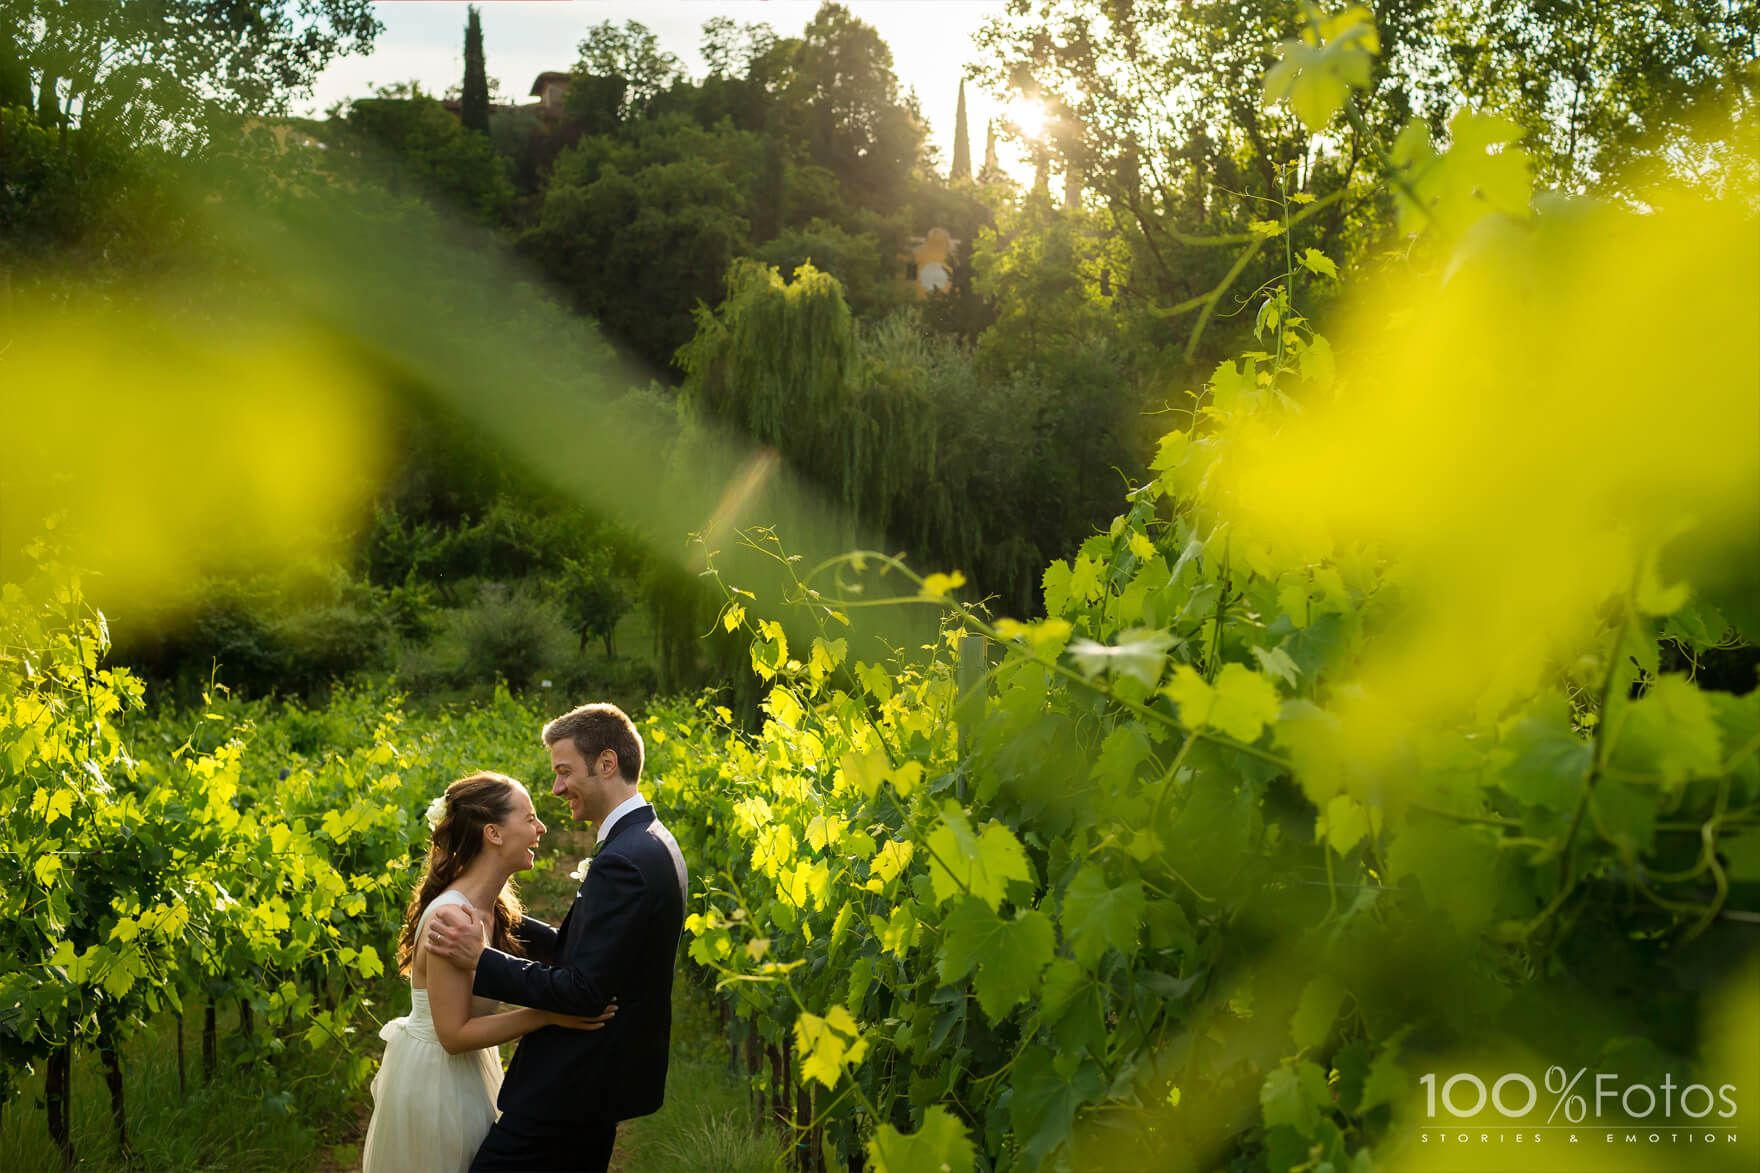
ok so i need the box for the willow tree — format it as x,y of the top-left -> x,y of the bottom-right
676,258 -> 935,540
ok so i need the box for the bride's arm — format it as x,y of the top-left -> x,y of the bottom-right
426,948 -> 611,1055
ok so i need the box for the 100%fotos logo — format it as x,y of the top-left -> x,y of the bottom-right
1421,1067 -> 1740,1123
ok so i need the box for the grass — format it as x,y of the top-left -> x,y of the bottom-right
0,1003 -> 361,1172
611,978 -> 789,1173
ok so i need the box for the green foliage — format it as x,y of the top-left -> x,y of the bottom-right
500,2 -> 943,370
972,195 -> 1141,377
1262,4 -> 1380,133
755,217 -> 902,320
868,1105 -> 975,1173
640,64 -> 1759,1171
0,559 -> 574,1147
968,0 -> 1758,359
113,567 -> 394,702
0,560 -> 552,1137
339,85 -> 515,225
526,116 -> 757,367
453,585 -> 572,688
0,1006 -> 344,1170
1427,0 -> 1760,191
555,552 -> 632,658
787,2 -> 928,212
569,20 -> 686,124
679,258 -> 860,453
669,259 -> 1155,619
649,476 -> 1755,1169
6,0 -> 381,148
0,105 -> 206,296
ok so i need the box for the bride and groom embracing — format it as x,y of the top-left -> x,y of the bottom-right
360,702 -> 690,1173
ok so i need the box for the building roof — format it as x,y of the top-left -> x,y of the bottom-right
530,72 -> 571,95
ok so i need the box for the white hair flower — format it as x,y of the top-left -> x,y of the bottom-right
424,794 -> 448,831
568,857 -> 590,883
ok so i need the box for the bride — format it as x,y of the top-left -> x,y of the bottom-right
362,772 -> 613,1173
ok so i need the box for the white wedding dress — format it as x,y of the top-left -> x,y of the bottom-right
361,890 -> 504,1173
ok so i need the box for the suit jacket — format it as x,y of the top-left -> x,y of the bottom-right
473,804 -> 689,1125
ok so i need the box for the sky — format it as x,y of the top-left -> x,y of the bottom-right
302,0 -> 1026,177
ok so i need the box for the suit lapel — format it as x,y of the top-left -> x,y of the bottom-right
557,807 -> 655,951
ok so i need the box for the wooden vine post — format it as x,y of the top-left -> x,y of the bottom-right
45,1040 -> 73,1170
97,1016 -> 133,1159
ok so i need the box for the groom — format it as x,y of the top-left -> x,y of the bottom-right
428,701 -> 689,1172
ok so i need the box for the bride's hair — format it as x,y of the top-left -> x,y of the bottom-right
396,772 -> 530,975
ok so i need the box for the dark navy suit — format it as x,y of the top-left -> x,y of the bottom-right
468,805 -> 688,1172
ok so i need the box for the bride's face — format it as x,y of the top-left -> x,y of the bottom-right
489,785 -> 546,872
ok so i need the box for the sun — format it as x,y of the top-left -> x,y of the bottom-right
1006,96 -> 1047,140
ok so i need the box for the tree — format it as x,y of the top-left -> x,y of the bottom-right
700,16 -> 777,81
461,5 -> 489,135
568,20 -> 685,124
558,552 -> 631,658
1425,0 -> 1760,191
969,0 -> 1760,299
967,0 -> 1349,352
972,194 -> 1135,377
676,259 -> 924,524
951,78 -> 972,181
9,0 -> 381,146
788,3 -> 929,211
0,8 -> 29,111
524,117 -> 758,369
755,218 -> 902,322
339,84 -> 515,225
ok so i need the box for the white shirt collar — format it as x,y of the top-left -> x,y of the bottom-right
595,791 -> 648,846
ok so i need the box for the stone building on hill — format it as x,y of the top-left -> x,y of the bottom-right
440,70 -> 569,124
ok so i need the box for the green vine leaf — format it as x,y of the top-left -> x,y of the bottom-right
867,1105 -> 975,1173
1262,5 -> 1380,133
1067,627 -> 1177,689
938,896 -> 1054,1021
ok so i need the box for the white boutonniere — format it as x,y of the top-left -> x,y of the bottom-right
568,857 -> 591,883
424,794 -> 447,831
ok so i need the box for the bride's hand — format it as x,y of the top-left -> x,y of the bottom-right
541,1001 -> 617,1031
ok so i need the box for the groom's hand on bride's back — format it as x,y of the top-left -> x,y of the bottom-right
427,904 -> 486,969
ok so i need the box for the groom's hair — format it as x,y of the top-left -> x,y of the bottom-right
544,702 -> 644,783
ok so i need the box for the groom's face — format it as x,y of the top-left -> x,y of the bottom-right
549,737 -> 605,824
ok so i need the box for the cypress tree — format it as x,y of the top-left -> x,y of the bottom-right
461,5 -> 489,134
981,119 -> 1001,182
951,79 -> 971,181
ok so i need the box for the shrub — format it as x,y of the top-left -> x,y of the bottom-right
395,641 -> 465,696
185,577 -> 287,690
275,601 -> 392,694
112,567 -> 394,702
547,651 -> 658,715
453,584 -> 571,688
